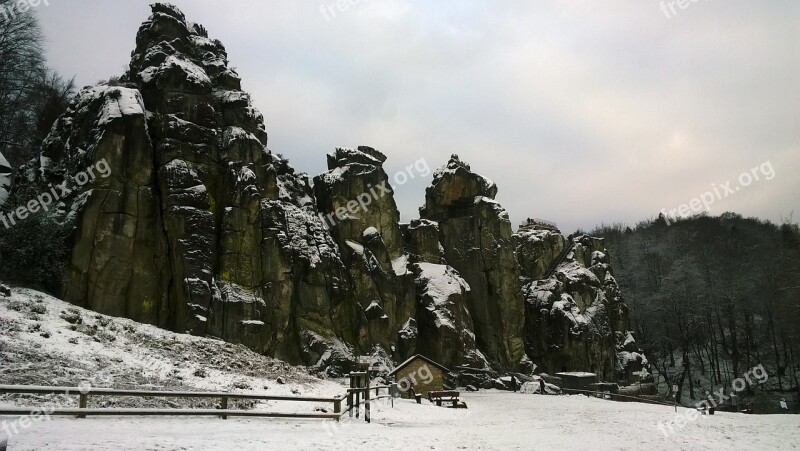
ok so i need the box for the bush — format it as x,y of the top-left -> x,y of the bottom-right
0,213 -> 68,293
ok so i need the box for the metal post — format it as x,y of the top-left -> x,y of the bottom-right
391,383 -> 397,408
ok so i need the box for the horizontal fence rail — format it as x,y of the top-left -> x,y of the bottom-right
0,385 -> 343,421
562,388 -> 679,408
0,406 -> 340,420
0,385 -> 340,403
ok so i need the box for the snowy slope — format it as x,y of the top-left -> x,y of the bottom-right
0,286 -> 343,412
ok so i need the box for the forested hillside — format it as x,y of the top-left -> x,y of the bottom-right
593,213 -> 800,408
0,0 -> 74,169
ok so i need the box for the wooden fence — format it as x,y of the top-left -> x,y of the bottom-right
342,372 -> 398,423
0,384 -> 343,421
0,373 -> 406,426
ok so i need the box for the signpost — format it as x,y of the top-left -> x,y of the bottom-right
672,385 -> 679,412
357,356 -> 372,423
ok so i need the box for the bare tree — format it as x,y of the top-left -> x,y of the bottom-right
0,0 -> 46,165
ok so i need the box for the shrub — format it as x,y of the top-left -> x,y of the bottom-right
0,213 -> 68,293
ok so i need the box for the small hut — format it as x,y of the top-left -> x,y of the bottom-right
389,354 -> 448,399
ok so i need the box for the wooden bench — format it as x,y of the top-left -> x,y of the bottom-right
428,390 -> 462,407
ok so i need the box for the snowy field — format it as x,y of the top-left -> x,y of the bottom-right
4,391 -> 799,450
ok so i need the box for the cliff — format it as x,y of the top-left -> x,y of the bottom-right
2,3 -> 646,381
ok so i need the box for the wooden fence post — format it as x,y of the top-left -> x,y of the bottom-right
348,374 -> 355,418
221,396 -> 229,420
391,383 -> 397,408
355,374 -> 361,419
364,374 -> 370,424
348,391 -> 353,418
334,396 -> 341,414
78,393 -> 88,419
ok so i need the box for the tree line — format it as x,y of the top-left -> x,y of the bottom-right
0,0 -> 74,168
0,0 -> 74,289
592,213 -> 800,405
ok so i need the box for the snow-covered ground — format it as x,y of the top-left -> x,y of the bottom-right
2,286 -> 798,450
3,391 -> 798,450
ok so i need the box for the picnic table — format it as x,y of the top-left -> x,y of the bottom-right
428,391 -> 467,408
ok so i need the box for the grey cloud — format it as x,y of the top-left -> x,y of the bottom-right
37,0 -> 799,233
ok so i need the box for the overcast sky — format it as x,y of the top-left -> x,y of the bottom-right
36,1 -> 799,233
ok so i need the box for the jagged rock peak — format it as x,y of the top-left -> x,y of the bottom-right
326,146 -> 388,170
403,219 -> 445,264
151,2 -> 186,22
126,3 -> 245,98
436,153 -> 470,173
421,154 -> 499,218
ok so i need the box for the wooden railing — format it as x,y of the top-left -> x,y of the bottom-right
561,388 -> 679,411
544,240 -> 575,279
0,385 -> 343,421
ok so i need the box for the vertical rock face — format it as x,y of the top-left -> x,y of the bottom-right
404,219 -> 445,265
123,5 -> 357,367
412,262 -> 485,368
8,4 -> 351,368
3,3 -> 647,380
127,3 -> 264,337
401,219 -> 484,367
420,155 -> 525,370
517,227 -> 649,382
514,223 -> 567,280
30,86 -> 171,327
313,146 -> 415,358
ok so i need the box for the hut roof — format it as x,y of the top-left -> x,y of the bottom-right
388,354 -> 449,376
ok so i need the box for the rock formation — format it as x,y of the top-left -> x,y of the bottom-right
313,146 -> 416,357
10,3 -> 351,370
420,155 -> 525,369
517,225 -> 649,382
2,3 -> 647,381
